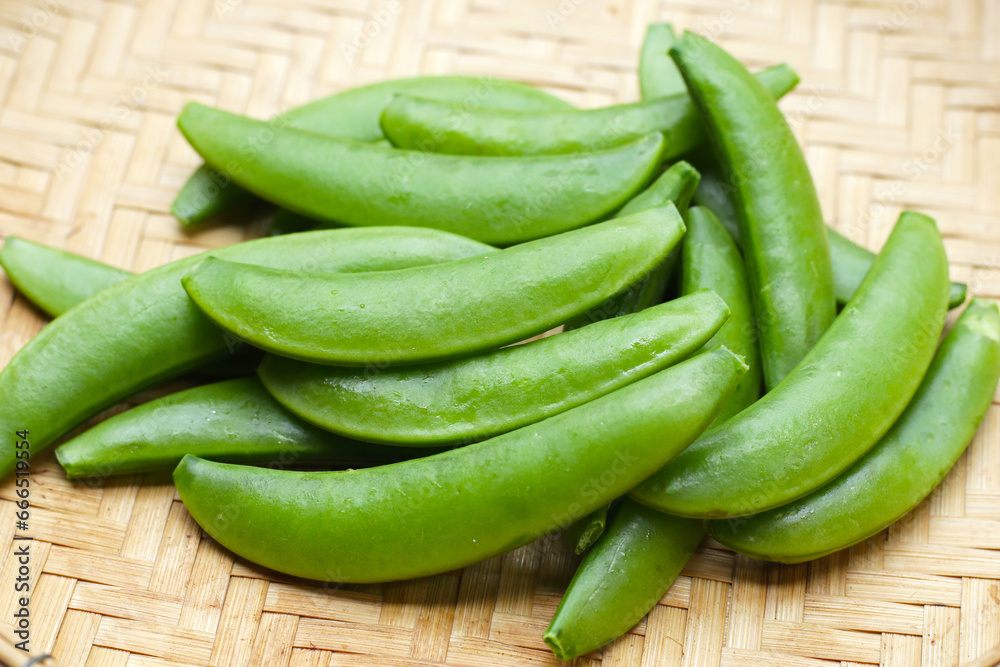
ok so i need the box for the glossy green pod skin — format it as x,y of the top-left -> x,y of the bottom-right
565,161 -> 700,330
545,206 -> 765,659
671,32 -> 835,389
266,209 -> 324,236
174,346 -> 747,583
258,290 -> 727,445
710,299 -> 1000,562
177,103 -> 666,246
378,64 -> 798,158
630,211 -> 949,518
691,157 -> 968,309
55,378 -> 414,479
0,237 -> 132,317
681,207 -> 762,425
183,206 -> 685,367
639,23 -> 685,100
0,227 -> 494,480
545,500 -> 703,660
173,76 -> 573,226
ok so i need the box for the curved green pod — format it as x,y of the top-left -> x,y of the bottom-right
630,211 -> 949,518
690,156 -> 968,309
258,290 -> 727,445
565,161 -> 700,330
378,64 -> 798,158
174,346 -> 747,583
710,299 -> 1000,562
545,499 -> 703,660
183,206 -> 685,367
177,103 -> 666,246
0,237 -> 132,317
639,23 -> 685,100
671,32 -> 835,389
173,75 -> 573,226
0,227 -> 494,480
681,207 -> 762,425
55,378 -> 413,479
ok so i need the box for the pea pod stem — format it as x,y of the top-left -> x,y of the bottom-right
173,75 -> 573,226
710,299 -> 1000,562
175,346 -> 748,583
183,206 -> 686,367
178,103 -> 666,246
0,227 -> 494,480
378,64 -> 799,159
670,31 -> 835,389
630,211 -> 950,518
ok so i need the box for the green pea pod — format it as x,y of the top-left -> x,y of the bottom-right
690,155 -> 968,309
55,378 -> 416,479
545,205 -> 764,658
0,227 -> 494,480
183,205 -> 685,367
639,23 -> 685,100
0,237 -> 132,317
630,211 -> 949,518
681,207 -> 762,425
545,499 -> 703,661
173,75 -> 573,226
177,103 -> 666,246
671,31 -> 835,389
175,346 -> 747,583
562,504 -> 610,555
710,299 -> 1000,562
258,290 -> 727,445
565,161 -> 700,330
378,64 -> 798,158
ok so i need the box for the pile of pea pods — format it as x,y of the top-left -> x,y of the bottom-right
1,26 -> 996,661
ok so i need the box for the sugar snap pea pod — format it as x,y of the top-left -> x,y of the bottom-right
639,23 -> 685,100
681,206 -> 762,425
0,227 -> 494,480
630,211 -> 949,518
0,237 -> 132,317
175,346 -> 748,583
55,378 -> 417,479
671,32 -> 835,390
184,206 -> 684,367
177,103 -> 665,246
690,156 -> 968,309
545,204 -> 764,657
545,499 -> 702,660
378,64 -> 798,158
258,290 -> 726,445
174,75 -> 573,226
710,299 -> 1000,562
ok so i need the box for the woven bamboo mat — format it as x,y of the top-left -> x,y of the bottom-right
0,0 -> 998,665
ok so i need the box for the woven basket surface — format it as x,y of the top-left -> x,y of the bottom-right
1,0 -> 999,665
